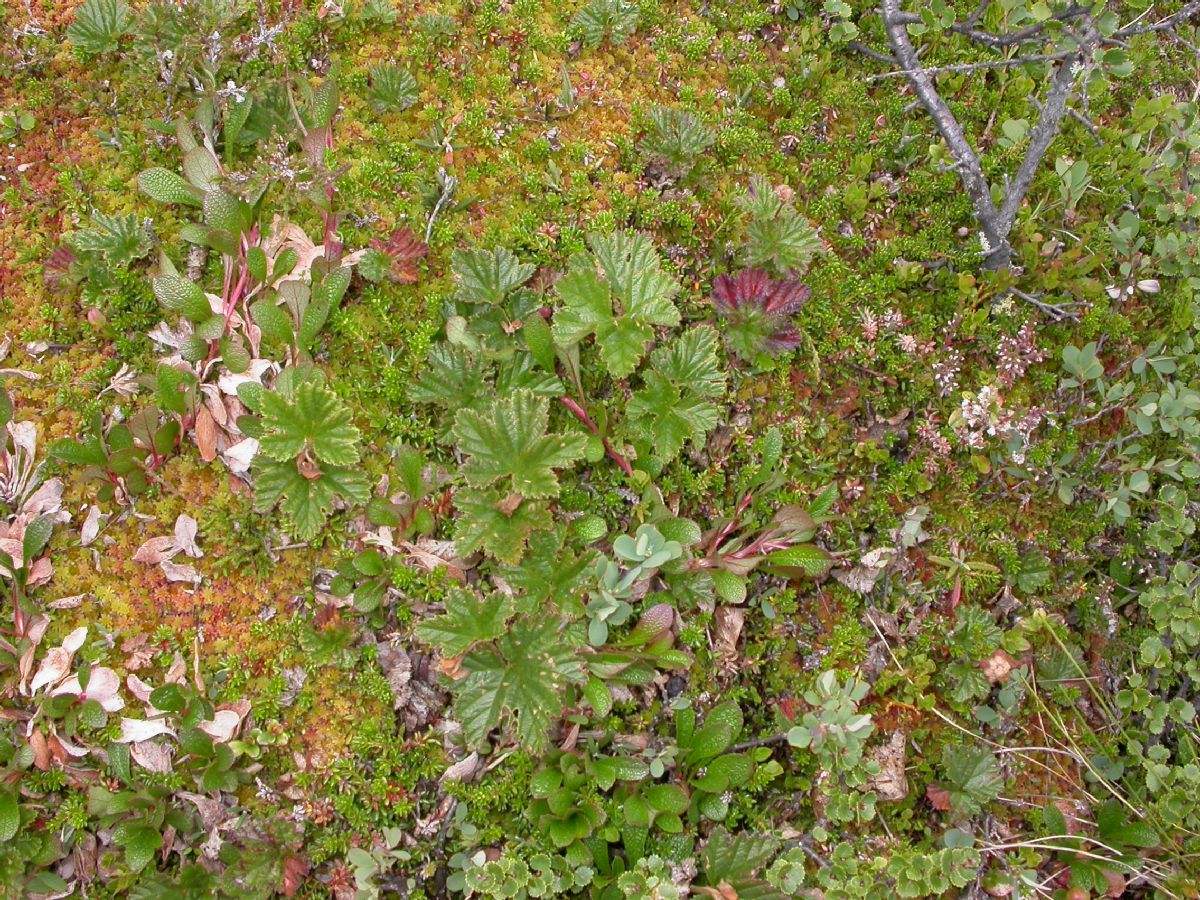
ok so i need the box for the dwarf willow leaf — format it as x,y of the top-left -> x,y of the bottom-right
138,168 -> 203,207
452,389 -> 586,499
457,616 -> 585,753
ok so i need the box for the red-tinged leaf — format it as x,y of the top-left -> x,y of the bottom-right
926,784 -> 952,811
946,577 -> 962,612
281,855 -> 309,897
370,228 -> 428,284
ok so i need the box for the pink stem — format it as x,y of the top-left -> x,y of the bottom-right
559,397 -> 634,478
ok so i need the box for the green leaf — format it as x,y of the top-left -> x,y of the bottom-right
115,824 -> 163,872
552,230 -> 680,378
457,616 -> 585,753
0,787 -> 20,842
250,299 -> 295,344
942,746 -> 1003,816
253,458 -> 370,540
369,64 -> 419,112
203,190 -> 246,235
523,315 -> 558,372
643,784 -> 689,815
452,389 -> 586,499
137,167 -> 202,207
501,527 -> 592,613
311,75 -> 339,129
583,676 -> 612,717
453,246 -> 536,305
702,827 -> 780,882
49,436 -> 106,467
763,543 -> 833,577
626,373 -> 720,465
572,0 -> 639,48
22,513 -> 55,562
67,0 -> 130,56
152,273 -> 211,321
410,344 -> 488,416
452,488 -> 552,563
415,590 -> 510,656
257,381 -> 362,466
183,147 -> 222,192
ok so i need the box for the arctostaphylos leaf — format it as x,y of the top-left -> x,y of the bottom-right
456,616 -> 585,753
552,230 -> 679,378
452,389 -> 586,499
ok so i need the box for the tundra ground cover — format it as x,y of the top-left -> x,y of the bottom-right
2,1 -> 1200,897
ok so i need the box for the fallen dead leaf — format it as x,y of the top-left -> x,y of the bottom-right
868,731 -> 909,801
195,405 -> 218,462
131,740 -> 174,773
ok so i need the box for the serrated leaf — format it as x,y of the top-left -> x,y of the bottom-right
67,0 -> 130,56
452,389 -> 586,499
253,457 -> 369,540
415,590 -> 509,656
452,488 -> 552,563
552,230 -> 679,378
572,0 -> 639,48
410,344 -> 488,416
457,616 -> 585,753
453,246 -> 535,305
257,381 -> 361,466
369,64 -> 419,112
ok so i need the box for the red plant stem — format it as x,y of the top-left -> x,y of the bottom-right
558,397 -> 633,478
707,491 -> 753,555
